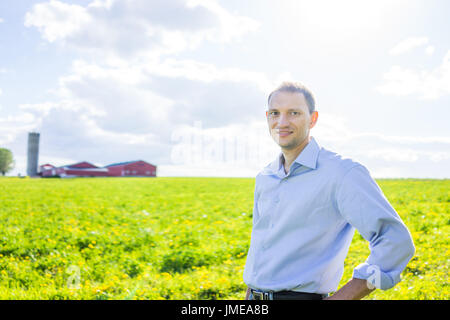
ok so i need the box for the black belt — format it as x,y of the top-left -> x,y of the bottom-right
251,289 -> 327,300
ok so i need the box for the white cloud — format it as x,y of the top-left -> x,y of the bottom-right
187,0 -> 260,42
162,112 -> 450,178
14,0 -> 266,176
425,45 -> 435,56
0,18 -> 4,23
4,54 -> 272,174
55,56 -> 273,129
427,151 -> 450,162
0,112 -> 37,145
366,148 -> 419,162
0,88 -> 2,96
376,50 -> 450,99
22,0 -> 266,134
141,57 -> 273,92
289,0 -> 408,35
389,37 -> 429,56
25,1 -> 91,43
25,0 -> 259,59
353,133 -> 450,145
19,101 -> 64,116
310,112 -> 450,178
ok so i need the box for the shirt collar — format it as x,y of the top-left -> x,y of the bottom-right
263,136 -> 321,175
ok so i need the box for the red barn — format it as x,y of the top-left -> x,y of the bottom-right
105,160 -> 157,177
41,161 -> 109,178
39,160 -> 157,178
38,163 -> 55,175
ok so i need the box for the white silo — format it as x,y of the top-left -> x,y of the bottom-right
27,132 -> 40,177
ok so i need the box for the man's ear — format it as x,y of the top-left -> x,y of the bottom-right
310,111 -> 318,128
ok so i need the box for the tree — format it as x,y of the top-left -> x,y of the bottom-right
0,148 -> 14,176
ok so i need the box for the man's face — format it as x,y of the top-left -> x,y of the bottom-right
266,91 -> 318,150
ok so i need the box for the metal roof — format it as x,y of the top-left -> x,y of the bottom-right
66,161 -> 98,169
104,160 -> 151,167
44,160 -> 155,169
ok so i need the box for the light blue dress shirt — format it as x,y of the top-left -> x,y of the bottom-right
243,137 -> 415,294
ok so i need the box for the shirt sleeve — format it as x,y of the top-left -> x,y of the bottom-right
336,164 -> 415,290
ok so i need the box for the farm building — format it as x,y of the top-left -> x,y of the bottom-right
105,160 -> 157,177
39,163 -> 55,172
40,161 -> 109,178
39,160 -> 156,178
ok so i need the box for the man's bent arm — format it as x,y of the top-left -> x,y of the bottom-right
325,278 -> 375,300
336,165 -> 415,290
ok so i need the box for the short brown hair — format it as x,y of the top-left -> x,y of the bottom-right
268,81 -> 316,114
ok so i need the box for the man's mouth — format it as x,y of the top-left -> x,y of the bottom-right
278,131 -> 293,137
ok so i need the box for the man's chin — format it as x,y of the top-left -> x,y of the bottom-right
271,135 -> 301,149
276,141 -> 297,149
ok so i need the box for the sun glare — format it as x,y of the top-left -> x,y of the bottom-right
281,0 -> 408,39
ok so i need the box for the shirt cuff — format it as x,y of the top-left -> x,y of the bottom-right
353,263 -> 398,290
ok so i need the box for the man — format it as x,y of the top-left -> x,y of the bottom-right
243,82 -> 415,300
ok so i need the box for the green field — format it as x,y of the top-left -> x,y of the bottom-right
0,177 -> 448,299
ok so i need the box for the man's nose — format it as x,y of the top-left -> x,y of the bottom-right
278,113 -> 290,126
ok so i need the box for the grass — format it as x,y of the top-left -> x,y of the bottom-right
0,177 -> 448,299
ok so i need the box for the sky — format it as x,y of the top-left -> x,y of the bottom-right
0,0 -> 449,178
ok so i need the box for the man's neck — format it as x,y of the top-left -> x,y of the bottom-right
281,136 -> 311,174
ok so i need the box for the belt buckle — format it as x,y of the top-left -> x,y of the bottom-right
252,290 -> 272,300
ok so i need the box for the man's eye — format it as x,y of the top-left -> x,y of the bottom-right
290,112 -> 300,116
269,111 -> 279,116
